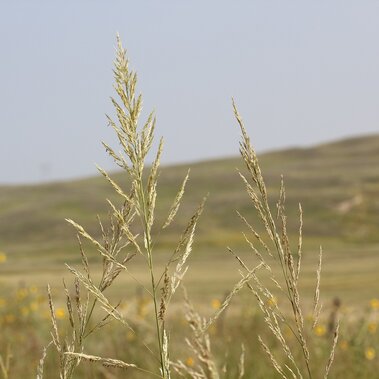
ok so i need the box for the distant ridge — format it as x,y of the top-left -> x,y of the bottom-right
1,134 -> 378,261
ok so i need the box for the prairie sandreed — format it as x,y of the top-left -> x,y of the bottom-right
39,35 -> 205,379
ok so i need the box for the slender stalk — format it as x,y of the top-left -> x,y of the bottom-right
83,298 -> 97,335
138,180 -> 165,377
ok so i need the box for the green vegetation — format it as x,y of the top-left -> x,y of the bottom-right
1,134 -> 378,303
0,36 -> 378,378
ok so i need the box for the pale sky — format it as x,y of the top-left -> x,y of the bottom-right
1,1 -> 378,184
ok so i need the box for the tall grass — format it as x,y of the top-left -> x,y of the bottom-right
39,36 -> 204,379
36,36 -> 339,379
226,102 -> 339,378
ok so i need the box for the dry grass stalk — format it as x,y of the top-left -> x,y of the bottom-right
203,266 -> 261,332
171,292 -> 220,379
0,346 -> 12,379
312,247 -> 323,328
47,284 -> 85,379
231,100 -> 339,379
172,289 -> 248,379
34,32 -> 340,379
163,169 -> 190,229
40,35 -> 205,379
64,352 -> 165,379
64,352 -> 137,369
36,342 -> 52,379
324,322 -> 339,379
238,344 -> 245,379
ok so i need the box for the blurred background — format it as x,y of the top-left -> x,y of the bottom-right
0,1 -> 378,377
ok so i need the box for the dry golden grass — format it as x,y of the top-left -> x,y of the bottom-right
2,35 -> 378,379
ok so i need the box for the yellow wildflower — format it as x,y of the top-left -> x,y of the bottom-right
0,252 -> 6,263
30,301 -> 39,312
186,357 -> 194,367
365,347 -> 376,361
370,298 -> 379,310
314,324 -> 326,337
137,304 -> 148,319
368,322 -> 377,334
21,306 -> 30,317
211,299 -> 221,310
0,298 -> 6,308
16,288 -> 28,301
55,308 -> 65,319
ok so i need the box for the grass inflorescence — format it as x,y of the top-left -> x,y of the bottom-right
2,35 -> 378,379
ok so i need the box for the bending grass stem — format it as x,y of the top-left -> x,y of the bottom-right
138,181 -> 166,378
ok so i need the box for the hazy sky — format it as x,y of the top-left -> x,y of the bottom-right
1,1 -> 378,184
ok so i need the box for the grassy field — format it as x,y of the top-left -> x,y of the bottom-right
1,133 -> 378,302
1,28 -> 379,377
1,134 -> 379,378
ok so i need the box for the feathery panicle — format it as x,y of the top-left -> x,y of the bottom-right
65,265 -> 130,328
146,138 -> 164,230
63,279 -> 75,331
232,100 -> 337,379
41,36 -> 205,379
296,204 -> 303,282
64,352 -> 137,369
313,247 -> 323,328
162,330 -> 171,379
36,342 -> 52,379
324,322 -> 339,379
96,166 -> 132,204
65,219 -> 127,270
47,285 -> 61,353
258,336 -> 287,379
169,197 -> 206,297
174,292 -> 220,379
238,344 -> 245,379
163,169 -> 190,229
204,268 -> 259,332
159,269 -> 170,322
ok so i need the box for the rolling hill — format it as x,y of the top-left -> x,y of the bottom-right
0,134 -> 378,300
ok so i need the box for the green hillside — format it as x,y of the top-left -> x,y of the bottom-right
0,134 -> 378,300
